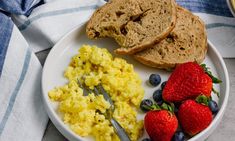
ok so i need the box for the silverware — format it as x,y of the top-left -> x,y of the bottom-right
227,0 -> 235,16
78,80 -> 131,141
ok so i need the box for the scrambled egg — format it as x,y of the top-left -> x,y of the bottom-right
49,45 -> 144,141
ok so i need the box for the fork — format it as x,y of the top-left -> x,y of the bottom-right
78,80 -> 131,141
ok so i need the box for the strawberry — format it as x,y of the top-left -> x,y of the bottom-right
144,110 -> 178,141
178,99 -> 213,136
162,62 -> 212,102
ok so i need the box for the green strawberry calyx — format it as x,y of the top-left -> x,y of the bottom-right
161,102 -> 175,113
212,87 -> 220,98
144,102 -> 175,114
195,95 -> 210,106
200,64 -> 222,84
142,104 -> 161,111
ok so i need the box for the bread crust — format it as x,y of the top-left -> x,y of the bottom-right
134,6 -> 207,70
114,0 -> 177,55
86,0 -> 177,55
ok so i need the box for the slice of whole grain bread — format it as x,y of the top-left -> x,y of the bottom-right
134,6 -> 207,70
86,0 -> 176,54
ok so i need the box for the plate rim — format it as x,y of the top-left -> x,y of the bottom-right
41,23 -> 230,141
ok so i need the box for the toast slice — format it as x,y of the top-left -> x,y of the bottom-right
134,6 -> 207,70
86,0 -> 176,54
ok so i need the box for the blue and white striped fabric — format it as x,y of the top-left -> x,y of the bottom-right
0,0 -> 234,141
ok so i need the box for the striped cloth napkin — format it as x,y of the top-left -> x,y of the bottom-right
0,0 -> 234,141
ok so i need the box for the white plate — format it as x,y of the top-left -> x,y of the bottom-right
42,23 -> 230,141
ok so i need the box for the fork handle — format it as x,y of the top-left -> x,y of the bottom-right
110,118 -> 131,141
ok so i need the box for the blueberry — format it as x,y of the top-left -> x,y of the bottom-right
149,74 -> 161,86
157,100 -> 163,106
208,100 -> 219,114
172,131 -> 185,141
142,138 -> 151,141
140,99 -> 153,112
161,81 -> 167,89
153,89 -> 163,105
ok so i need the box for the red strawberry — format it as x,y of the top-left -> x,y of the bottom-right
178,100 -> 213,136
163,62 -> 212,102
144,110 -> 178,141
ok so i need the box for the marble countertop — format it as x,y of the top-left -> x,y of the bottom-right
36,49 -> 235,141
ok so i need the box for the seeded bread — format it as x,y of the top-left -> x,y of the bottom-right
86,0 -> 176,54
134,6 -> 207,70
